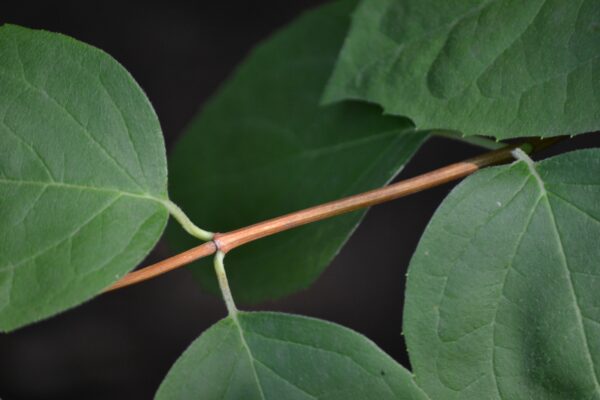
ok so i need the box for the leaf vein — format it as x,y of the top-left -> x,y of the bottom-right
0,66 -> 146,193
0,120 -> 57,182
97,73 -> 148,189
252,358 -> 318,399
544,194 -> 600,395
2,194 -> 122,271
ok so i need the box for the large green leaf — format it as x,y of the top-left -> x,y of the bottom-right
404,149 -> 600,399
0,25 -> 169,331
157,311 -> 428,399
324,0 -> 600,139
167,0 -> 427,303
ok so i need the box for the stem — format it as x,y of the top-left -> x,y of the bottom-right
214,251 -> 238,316
104,137 -> 563,293
163,199 -> 214,241
106,241 -> 217,291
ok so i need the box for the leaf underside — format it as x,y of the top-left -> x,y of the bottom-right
0,25 -> 168,331
324,0 -> 600,139
156,312 -> 428,400
167,0 -> 428,304
404,149 -> 600,399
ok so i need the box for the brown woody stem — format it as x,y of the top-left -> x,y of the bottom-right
105,137 -> 562,293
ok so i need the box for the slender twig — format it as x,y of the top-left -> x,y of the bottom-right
104,137 -> 562,293
106,241 -> 217,291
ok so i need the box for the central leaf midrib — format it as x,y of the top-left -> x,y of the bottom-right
0,178 -> 163,203
544,195 -> 600,395
0,179 -> 166,274
233,316 -> 267,400
524,160 -> 600,396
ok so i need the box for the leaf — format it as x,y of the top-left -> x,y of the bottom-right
167,0 -> 427,303
404,149 -> 600,399
324,0 -> 600,139
0,25 -> 169,331
156,311 -> 428,400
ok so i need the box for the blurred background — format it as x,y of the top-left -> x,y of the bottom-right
1,1 -> 599,399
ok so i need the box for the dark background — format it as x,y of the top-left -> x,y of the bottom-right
1,2 -> 598,399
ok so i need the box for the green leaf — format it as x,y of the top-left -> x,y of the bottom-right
167,0 -> 427,303
404,149 -> 600,399
324,0 -> 600,139
157,312 -> 428,399
0,25 -> 169,331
